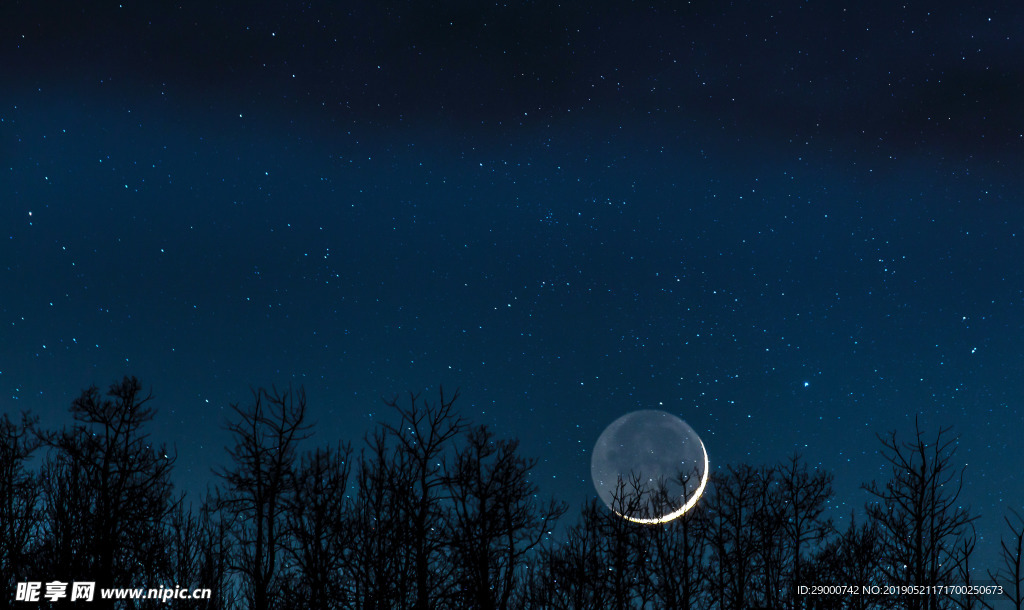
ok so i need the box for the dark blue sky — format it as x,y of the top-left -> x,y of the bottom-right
2,0 -> 1022,566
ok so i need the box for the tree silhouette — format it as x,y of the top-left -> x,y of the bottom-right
35,444 -> 92,594
445,424 -> 567,610
282,442 -> 352,610
751,465 -> 786,609
706,465 -> 762,610
532,475 -> 666,610
863,419 -> 976,610
168,497 -> 203,599
646,468 -> 710,610
606,474 -> 660,608
36,376 -> 176,608
379,388 -> 467,610
345,426 -> 416,609
778,454 -> 835,610
197,497 -> 238,610
0,412 -> 42,599
5,375 -> 1013,610
807,514 -> 885,610
949,528 -> 989,610
166,493 -> 236,610
989,508 -> 1024,610
528,498 -> 609,609
214,386 -> 312,610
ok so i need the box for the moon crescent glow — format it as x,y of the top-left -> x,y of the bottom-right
619,436 -> 709,524
590,410 -> 710,524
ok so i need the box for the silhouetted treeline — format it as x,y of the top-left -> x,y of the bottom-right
2,376 -> 1022,609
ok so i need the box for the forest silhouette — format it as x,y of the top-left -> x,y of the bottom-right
2,376 -> 1021,609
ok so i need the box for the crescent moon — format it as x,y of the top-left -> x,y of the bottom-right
615,436 -> 710,525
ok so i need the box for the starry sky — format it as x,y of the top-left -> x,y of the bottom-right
2,0 -> 1023,565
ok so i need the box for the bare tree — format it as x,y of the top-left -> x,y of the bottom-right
0,412 -> 41,597
863,418 -> 976,610
647,468 -> 710,610
36,376 -> 176,608
989,508 -> 1024,610
166,492 -> 236,610
380,388 -> 467,610
706,465 -> 762,610
345,428 -> 414,609
606,474 -> 660,609
445,424 -> 567,610
215,386 -> 312,610
948,527 -> 991,610
197,497 -> 238,610
778,454 -> 835,610
532,475 -> 669,610
283,442 -> 353,610
528,499 -> 609,610
168,496 -> 203,598
35,447 -> 89,583
341,388 -> 465,609
751,464 -> 786,610
807,514 -> 887,610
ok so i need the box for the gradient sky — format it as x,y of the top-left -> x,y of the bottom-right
2,0 -> 1022,568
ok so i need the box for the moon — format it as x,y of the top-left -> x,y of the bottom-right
590,410 -> 709,524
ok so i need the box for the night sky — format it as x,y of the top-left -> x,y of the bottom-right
2,0 -> 1023,566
